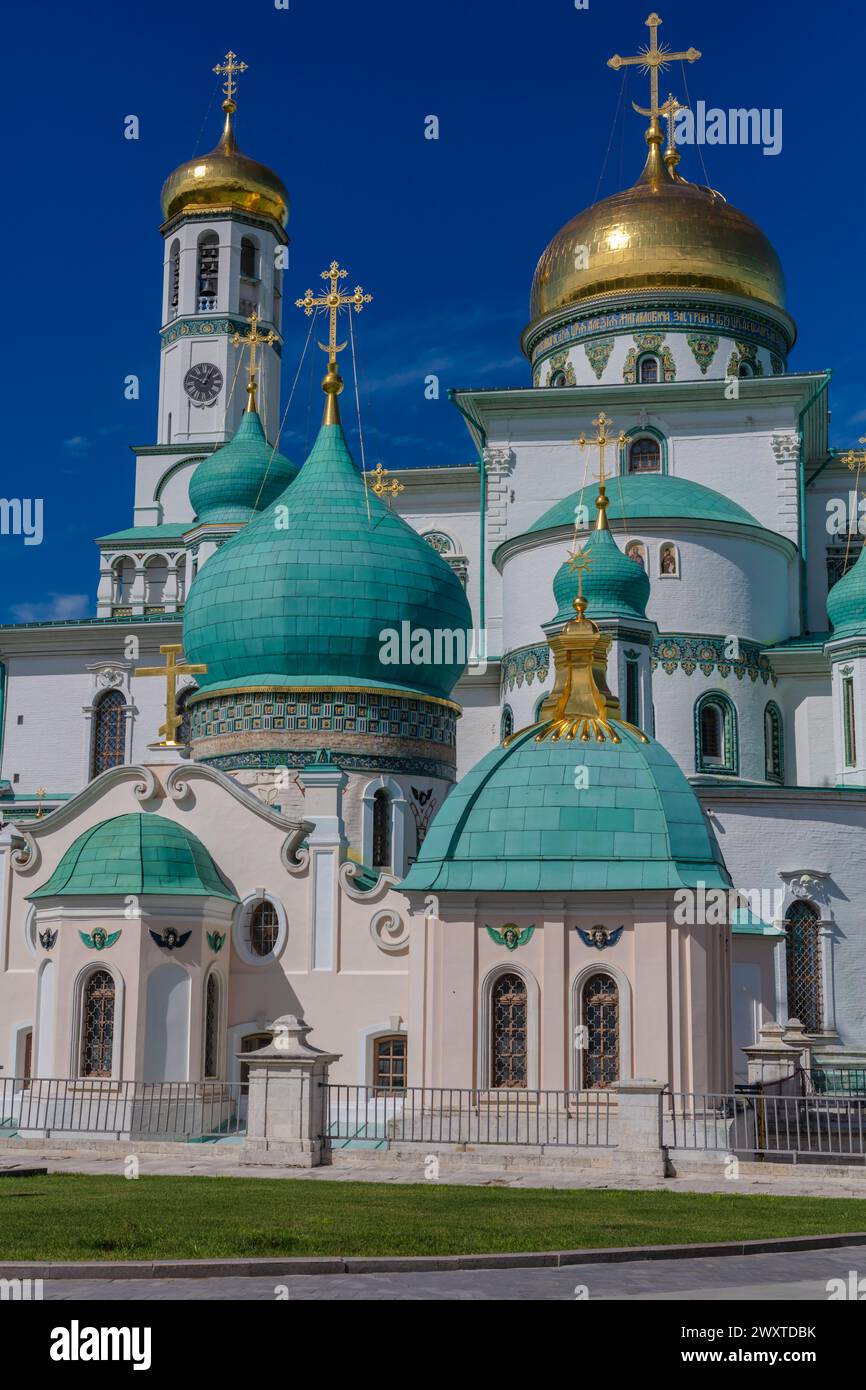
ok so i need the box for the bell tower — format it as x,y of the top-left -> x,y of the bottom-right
156,51 -> 289,448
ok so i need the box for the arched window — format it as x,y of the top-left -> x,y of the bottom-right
581,972 -> 619,1088
764,702 -> 784,783
197,234 -> 219,311
168,239 -> 180,319
80,969 -> 115,1077
842,672 -> 857,768
91,689 -> 127,778
638,355 -> 659,383
659,542 -> 679,577
248,901 -> 279,958
785,902 -> 823,1033
500,705 -> 514,742
144,555 -> 168,608
240,237 -> 257,279
112,558 -> 134,605
550,370 -> 567,388
695,693 -> 738,775
738,361 -> 754,379
625,541 -> 646,569
373,1035 -> 407,1093
624,654 -> 640,726
491,972 -> 528,1089
628,436 -> 661,474
533,693 -> 549,723
204,973 -> 220,1078
372,788 -> 392,868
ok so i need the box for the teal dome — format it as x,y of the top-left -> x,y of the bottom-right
28,814 -> 237,901
400,723 -> 730,894
189,408 -> 297,525
182,419 -> 473,701
827,542 -> 866,638
525,472 -> 763,538
549,524 -> 650,625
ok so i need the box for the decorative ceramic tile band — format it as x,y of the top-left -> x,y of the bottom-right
199,749 -> 456,780
651,634 -> 776,684
190,689 -> 458,744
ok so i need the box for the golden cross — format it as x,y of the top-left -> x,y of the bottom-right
35,788 -> 46,820
295,261 -> 373,364
369,462 -> 405,504
213,50 -> 248,110
135,645 -> 207,748
844,435 -> 866,472
659,92 -> 687,162
232,311 -> 279,410
577,413 -> 626,489
566,547 -> 593,604
608,13 -> 700,123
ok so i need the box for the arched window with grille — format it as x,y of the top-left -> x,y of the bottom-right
627,436 -> 661,473
638,354 -> 659,383
764,701 -> 784,783
248,900 -> 279,958
197,233 -> 219,311
581,972 -> 620,1088
203,973 -> 220,1078
491,972 -> 528,1088
695,692 -> 738,775
785,902 -> 823,1033
500,705 -> 514,742
80,968 -> 115,1077
372,788 -> 392,868
91,689 -> 127,778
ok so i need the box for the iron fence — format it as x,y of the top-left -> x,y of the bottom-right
668,1089 -> 866,1162
0,1077 -> 245,1141
325,1085 -> 615,1148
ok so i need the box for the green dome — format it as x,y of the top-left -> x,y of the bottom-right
525,473 -> 763,538
28,814 -> 237,901
827,541 -> 866,638
182,420 -> 473,701
400,723 -> 730,894
189,408 -> 297,525
549,524 -> 650,625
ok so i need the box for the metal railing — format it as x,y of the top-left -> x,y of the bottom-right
325,1085 -> 615,1148
668,1089 -> 866,1162
0,1078 -> 245,1141
809,1066 -> 866,1096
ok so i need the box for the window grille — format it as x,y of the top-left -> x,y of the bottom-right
785,902 -> 823,1034
80,969 -> 115,1078
492,972 -> 528,1088
581,972 -> 619,1088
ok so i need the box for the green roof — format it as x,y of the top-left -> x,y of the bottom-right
548,523 -> 650,625
28,813 -> 237,901
96,524 -> 189,544
188,408 -> 297,525
400,723 -> 731,894
182,418 -> 472,701
827,542 -> 866,638
526,473 -> 764,538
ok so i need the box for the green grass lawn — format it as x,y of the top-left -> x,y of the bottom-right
1,1174 -> 866,1260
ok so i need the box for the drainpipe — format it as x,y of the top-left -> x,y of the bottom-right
797,369 -> 832,633
448,390 -> 487,632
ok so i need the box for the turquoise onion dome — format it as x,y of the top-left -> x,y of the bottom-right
548,481 -> 650,626
827,541 -> 866,639
189,402 -> 296,525
182,362 -> 472,701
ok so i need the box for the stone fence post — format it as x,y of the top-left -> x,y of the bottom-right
242,1014 -> 341,1167
612,1079 -> 667,1176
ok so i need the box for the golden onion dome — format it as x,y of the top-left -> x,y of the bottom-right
529,131 -> 785,322
161,108 -> 289,228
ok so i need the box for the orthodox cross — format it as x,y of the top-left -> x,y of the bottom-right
213,50 -> 248,110
369,462 -> 405,505
659,92 -> 687,162
35,788 -> 46,820
135,645 -> 207,748
295,261 -> 373,364
577,412 -> 626,488
843,435 -> 866,473
232,311 -> 279,410
608,13 -> 700,122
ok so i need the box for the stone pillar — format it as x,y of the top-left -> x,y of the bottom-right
242,1015 -> 341,1167
298,753 -> 347,972
743,1021 -> 803,1090
612,1078 -> 666,1176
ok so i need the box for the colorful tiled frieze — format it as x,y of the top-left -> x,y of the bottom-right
528,302 -> 789,365
727,340 -> 764,377
651,635 -> 776,684
686,333 -> 719,374
161,317 -> 282,353
502,645 -> 551,693
190,689 -> 457,744
584,338 -> 614,379
201,749 -> 456,780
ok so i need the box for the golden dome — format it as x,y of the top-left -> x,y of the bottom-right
529,133 -> 785,323
161,110 -> 289,228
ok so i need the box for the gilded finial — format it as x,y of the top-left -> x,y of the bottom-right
134,646 -> 208,748
296,261 -> 373,425
232,310 -> 280,413
659,93 -> 687,171
213,49 -> 247,148
607,14 -> 700,180
35,788 -> 46,819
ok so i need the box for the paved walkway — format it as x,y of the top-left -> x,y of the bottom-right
36,1244 -> 865,1300
3,1148 -> 866,1199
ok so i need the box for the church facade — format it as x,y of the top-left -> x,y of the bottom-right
3,26 -> 866,1108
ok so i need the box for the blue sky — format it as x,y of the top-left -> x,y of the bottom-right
5,0 -> 864,621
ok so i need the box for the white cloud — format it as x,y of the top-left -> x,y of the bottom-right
62,435 -> 91,456
10,593 -> 90,623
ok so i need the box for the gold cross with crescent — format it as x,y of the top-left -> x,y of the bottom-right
295,261 -> 373,364
213,50 -> 248,111
232,311 -> 280,412
608,13 -> 700,123
135,645 -> 207,748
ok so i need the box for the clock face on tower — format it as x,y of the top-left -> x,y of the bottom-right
183,362 -> 223,406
